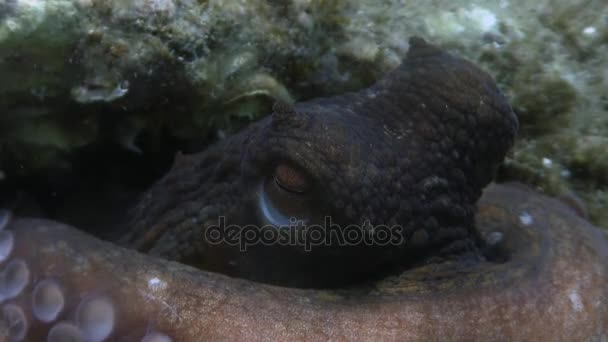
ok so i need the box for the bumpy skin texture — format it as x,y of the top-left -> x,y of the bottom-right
124,38 -> 518,287
1,185 -> 607,341
0,39 -> 606,340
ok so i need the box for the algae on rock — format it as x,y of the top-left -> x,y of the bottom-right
0,0 -> 606,227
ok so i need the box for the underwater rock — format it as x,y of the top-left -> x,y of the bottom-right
0,0 -> 606,226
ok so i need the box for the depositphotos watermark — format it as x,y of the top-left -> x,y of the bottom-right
204,217 -> 405,251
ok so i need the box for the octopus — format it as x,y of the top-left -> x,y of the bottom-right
0,38 -> 606,341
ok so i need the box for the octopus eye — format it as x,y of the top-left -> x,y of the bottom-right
273,163 -> 310,194
258,163 -> 317,227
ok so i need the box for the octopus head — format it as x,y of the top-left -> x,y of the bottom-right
125,38 -> 518,288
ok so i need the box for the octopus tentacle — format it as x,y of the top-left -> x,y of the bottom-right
1,184 -> 607,340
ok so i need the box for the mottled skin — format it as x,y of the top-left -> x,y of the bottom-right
4,185 -> 608,340
0,39 -> 607,340
124,38 -> 517,287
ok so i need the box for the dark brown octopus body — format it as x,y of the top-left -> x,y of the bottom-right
0,38 -> 606,341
